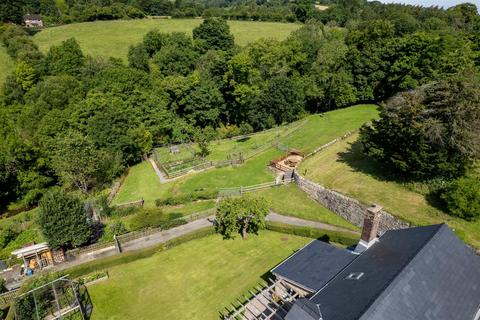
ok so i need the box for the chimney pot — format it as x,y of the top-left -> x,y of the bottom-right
361,204 -> 382,244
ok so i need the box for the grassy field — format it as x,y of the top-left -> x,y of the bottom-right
155,123 -> 299,164
33,19 -> 300,60
88,231 -> 310,320
256,185 -> 357,230
114,105 -> 380,207
300,134 -> 480,247
281,104 -> 379,153
0,45 -> 14,85
111,162 -> 166,206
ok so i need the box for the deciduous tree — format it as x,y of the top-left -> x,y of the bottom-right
38,189 -> 91,249
215,195 -> 268,239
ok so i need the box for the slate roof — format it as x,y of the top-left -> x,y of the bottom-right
281,224 -> 480,320
285,298 -> 322,320
272,240 -> 355,292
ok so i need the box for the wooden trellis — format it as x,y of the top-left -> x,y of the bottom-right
224,278 -> 299,320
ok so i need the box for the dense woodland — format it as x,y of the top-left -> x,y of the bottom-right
0,1 -> 479,249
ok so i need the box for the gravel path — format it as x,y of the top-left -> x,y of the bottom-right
267,211 -> 359,235
148,157 -> 168,183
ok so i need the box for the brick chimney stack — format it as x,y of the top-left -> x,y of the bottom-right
354,204 -> 383,254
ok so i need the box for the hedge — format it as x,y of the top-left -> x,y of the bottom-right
266,222 -> 359,247
66,227 -> 216,279
155,189 -> 218,206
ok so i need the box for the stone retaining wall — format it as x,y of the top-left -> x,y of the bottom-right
293,172 -> 409,234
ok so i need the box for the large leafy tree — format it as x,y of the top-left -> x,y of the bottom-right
51,131 -> 105,194
192,17 -> 234,52
38,189 -> 92,249
215,195 -> 269,239
128,43 -> 150,72
44,38 -> 85,76
361,70 -> 480,180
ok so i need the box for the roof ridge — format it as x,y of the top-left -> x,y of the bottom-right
357,224 -> 446,318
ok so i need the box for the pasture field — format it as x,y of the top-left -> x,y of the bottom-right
299,134 -> 480,247
0,45 -> 14,84
33,19 -> 301,60
87,231 -> 310,320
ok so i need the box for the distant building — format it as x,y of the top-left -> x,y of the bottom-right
23,14 -> 43,28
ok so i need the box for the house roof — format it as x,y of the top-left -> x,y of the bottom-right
12,243 -> 50,258
272,240 -> 355,292
285,298 -> 322,320
282,224 -> 480,320
23,14 -> 42,20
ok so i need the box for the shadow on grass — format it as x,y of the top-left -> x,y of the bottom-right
236,137 -> 251,143
337,140 -> 450,214
337,140 -> 404,183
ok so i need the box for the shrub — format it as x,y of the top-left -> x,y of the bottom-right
155,190 -> 217,206
0,227 -> 18,249
127,208 -> 165,230
441,175 -> 480,221
266,222 -> 359,247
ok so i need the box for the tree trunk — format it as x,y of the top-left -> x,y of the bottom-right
241,225 -> 248,240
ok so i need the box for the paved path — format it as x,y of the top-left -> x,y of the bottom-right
148,157 -> 168,183
122,216 -> 215,252
53,213 -> 357,273
267,212 -> 359,235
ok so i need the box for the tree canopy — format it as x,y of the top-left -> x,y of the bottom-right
215,195 -> 269,239
38,189 -> 92,249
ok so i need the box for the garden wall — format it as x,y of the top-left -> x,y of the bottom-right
293,172 -> 409,234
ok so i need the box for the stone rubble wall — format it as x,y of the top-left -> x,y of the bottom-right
293,172 -> 410,234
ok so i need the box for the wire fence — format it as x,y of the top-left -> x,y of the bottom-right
152,119 -> 309,179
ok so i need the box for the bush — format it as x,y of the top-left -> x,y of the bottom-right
128,209 -> 166,231
155,190 -> 217,206
441,175 -> 480,221
266,222 -> 359,247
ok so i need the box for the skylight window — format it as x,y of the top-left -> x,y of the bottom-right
345,272 -> 364,280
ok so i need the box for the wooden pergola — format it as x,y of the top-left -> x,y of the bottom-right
224,278 -> 299,320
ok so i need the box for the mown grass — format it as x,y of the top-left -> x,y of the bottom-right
111,161 -> 166,207
33,19 -> 300,60
0,45 -> 14,85
87,231 -> 310,320
256,184 -> 358,230
155,125 -> 290,164
300,133 -> 480,248
281,104 -> 379,153
114,105 -> 380,207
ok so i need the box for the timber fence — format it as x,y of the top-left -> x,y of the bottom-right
152,119 -> 309,179
218,178 -> 294,197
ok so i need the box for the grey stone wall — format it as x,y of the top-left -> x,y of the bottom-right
293,172 -> 409,234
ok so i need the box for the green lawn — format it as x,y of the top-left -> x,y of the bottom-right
256,185 -> 357,231
114,105 -> 380,207
300,133 -> 480,248
88,231 -> 310,320
155,124 -> 293,164
0,45 -> 14,85
112,161 -> 167,207
33,19 -> 300,60
281,104 -> 379,153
